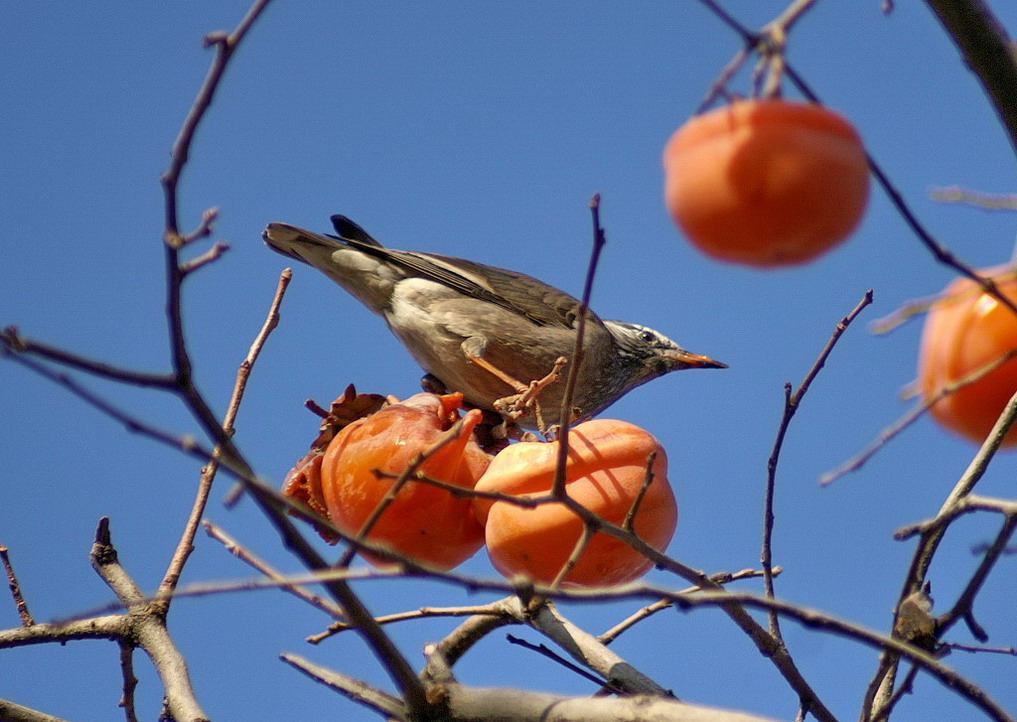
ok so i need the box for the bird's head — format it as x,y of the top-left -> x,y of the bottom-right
604,320 -> 727,389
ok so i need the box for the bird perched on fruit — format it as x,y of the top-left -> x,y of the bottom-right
264,215 -> 725,429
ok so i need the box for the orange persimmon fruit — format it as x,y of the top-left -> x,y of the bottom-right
473,419 -> 677,588
664,99 -> 870,267
918,265 -> 1017,446
318,392 -> 491,569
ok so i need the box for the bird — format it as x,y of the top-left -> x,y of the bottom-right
264,215 -> 726,429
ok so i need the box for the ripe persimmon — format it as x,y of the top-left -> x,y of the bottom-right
664,99 -> 870,267
918,265 -> 1017,446
474,419 -> 676,587
318,392 -> 491,569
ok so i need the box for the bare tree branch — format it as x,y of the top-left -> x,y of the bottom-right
90,519 -> 209,722
0,545 -> 34,627
0,699 -> 71,722
864,387 -> 1017,719
156,268 -> 291,612
0,327 -> 177,389
526,599 -> 671,696
924,0 -> 1017,158
203,520 -> 346,624
281,653 -> 407,720
441,683 -> 782,722
762,290 -> 873,637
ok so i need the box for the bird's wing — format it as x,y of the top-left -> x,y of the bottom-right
324,216 -> 590,330
416,252 -> 592,330
270,216 -> 593,330
330,215 -> 384,247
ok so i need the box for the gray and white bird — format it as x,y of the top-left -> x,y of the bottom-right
264,215 -> 725,428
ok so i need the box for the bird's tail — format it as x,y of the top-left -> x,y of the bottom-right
262,218 -> 397,316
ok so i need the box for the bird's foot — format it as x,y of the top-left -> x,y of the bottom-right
492,356 -> 568,430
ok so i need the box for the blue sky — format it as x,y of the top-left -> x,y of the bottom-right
3,2 -> 1017,720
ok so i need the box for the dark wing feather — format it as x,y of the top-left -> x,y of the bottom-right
323,219 -> 590,329
420,253 -> 592,330
330,215 -> 383,247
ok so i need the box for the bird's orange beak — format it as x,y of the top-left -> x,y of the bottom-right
669,350 -> 728,369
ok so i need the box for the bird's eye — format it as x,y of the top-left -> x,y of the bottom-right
639,330 -> 656,343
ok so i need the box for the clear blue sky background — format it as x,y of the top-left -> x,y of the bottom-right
3,2 -> 1017,720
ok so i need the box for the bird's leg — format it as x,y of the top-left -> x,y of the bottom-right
491,356 -> 568,428
463,354 -> 530,393
461,337 -> 568,425
496,355 -> 568,417
460,336 -> 530,393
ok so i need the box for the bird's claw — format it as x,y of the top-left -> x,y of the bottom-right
492,356 -> 568,430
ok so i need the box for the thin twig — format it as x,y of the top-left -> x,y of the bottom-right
869,663 -> 922,722
425,598 -> 520,670
118,642 -> 140,722
865,387 -> 1017,717
762,290 -> 873,638
374,468 -> 550,507
765,0 -> 820,36
204,520 -> 346,623
896,494 -> 1017,539
161,4 -> 271,240
549,523 -> 597,589
552,193 -> 608,495
54,567 -> 392,622
308,604 -> 504,645
157,269 -> 291,611
3,351 -> 232,468
867,271 -> 1017,336
179,241 -> 230,275
821,346 -> 1017,485
505,634 -> 623,693
0,545 -> 34,626
694,0 -> 755,41
936,514 -> 1017,642
179,207 -> 220,246
865,146 -> 1017,318
1,328 -> 177,389
597,568 -> 777,645
622,452 -> 657,532
281,653 -> 407,721
697,45 -> 752,112
947,642 -> 1017,656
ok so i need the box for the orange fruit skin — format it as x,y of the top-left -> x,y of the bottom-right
474,419 -> 677,588
664,99 -> 870,267
919,265 -> 1017,446
320,393 -> 490,570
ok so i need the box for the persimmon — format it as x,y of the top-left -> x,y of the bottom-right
318,392 -> 491,569
474,419 -> 676,588
664,99 -> 870,267
918,265 -> 1017,446
282,448 -> 331,537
